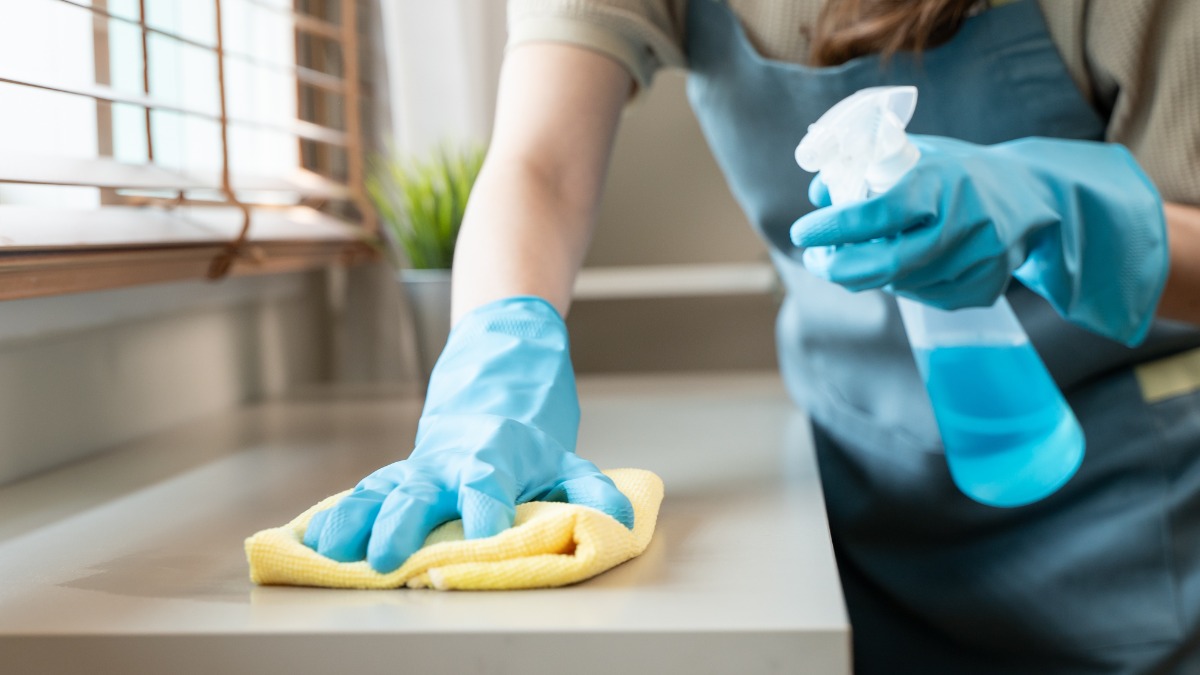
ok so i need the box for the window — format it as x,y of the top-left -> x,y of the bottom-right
0,0 -> 375,299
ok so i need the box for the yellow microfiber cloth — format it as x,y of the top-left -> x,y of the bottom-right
245,468 -> 663,590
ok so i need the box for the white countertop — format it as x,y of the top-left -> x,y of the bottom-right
0,373 -> 850,674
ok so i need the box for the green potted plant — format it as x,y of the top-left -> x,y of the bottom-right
369,143 -> 485,377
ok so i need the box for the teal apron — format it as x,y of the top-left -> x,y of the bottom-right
684,1 -> 1200,671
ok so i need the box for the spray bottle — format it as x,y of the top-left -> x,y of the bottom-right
795,86 -> 1085,507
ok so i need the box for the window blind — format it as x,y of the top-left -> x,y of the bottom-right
0,0 -> 376,299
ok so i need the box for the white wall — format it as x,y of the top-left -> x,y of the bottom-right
379,0 -> 506,156
0,273 -> 334,485
589,72 -> 767,267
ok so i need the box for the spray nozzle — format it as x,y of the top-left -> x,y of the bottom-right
795,86 -> 921,205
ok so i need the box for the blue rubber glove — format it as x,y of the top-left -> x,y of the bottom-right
303,296 -> 635,573
789,135 -> 1168,346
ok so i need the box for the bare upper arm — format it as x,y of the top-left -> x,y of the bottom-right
487,43 -> 634,218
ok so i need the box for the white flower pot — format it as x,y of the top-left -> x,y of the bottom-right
397,268 -> 452,379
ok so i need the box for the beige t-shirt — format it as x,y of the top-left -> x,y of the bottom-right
508,0 -> 1200,203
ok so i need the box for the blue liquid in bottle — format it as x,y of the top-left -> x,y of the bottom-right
914,342 -> 1085,508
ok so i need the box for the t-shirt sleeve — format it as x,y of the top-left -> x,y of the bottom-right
1086,0 -> 1200,204
506,0 -> 688,91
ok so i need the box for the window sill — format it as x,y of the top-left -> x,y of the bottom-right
0,205 -> 376,300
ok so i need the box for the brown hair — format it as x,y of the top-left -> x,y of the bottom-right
808,0 -> 983,67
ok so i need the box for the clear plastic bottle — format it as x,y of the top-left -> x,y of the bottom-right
796,86 -> 1085,507
897,300 -> 1085,506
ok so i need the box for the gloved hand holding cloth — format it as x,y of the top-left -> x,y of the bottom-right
245,296 -> 653,590
789,135 -> 1169,346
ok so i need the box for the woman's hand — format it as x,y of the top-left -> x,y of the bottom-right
305,45 -> 636,575
303,297 -> 634,573
790,135 -> 1169,346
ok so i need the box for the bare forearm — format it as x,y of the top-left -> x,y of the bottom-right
448,44 -> 631,325
1158,202 -> 1200,324
451,157 -> 595,322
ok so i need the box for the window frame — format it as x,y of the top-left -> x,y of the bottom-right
0,0 -> 378,300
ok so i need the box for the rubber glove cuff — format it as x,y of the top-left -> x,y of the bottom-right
1001,139 -> 1168,346
422,295 -> 579,450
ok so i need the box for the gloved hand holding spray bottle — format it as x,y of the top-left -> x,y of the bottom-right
794,87 -> 1085,507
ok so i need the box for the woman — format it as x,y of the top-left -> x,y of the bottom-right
306,0 -> 1200,671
